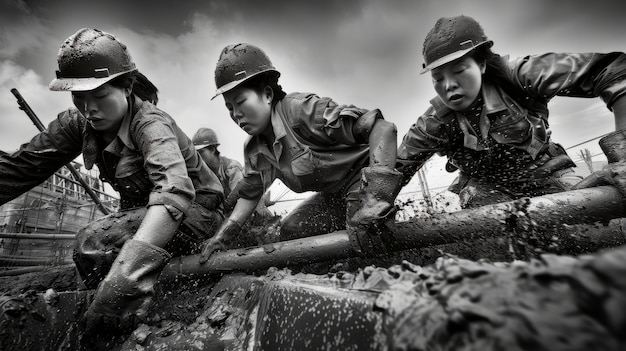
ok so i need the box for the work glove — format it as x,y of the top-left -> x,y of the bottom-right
347,166 -> 403,255
395,158 -> 423,187
199,218 -> 243,264
83,239 -> 171,320
572,130 -> 626,197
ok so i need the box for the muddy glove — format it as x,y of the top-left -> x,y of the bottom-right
347,166 -> 403,255
396,158 -> 423,187
199,218 -> 243,264
572,130 -> 626,197
84,239 -> 171,320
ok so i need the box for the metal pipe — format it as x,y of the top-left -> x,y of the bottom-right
160,186 -> 626,280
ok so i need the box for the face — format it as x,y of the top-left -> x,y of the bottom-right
430,56 -> 485,111
223,86 -> 272,136
71,83 -> 130,132
198,146 -> 220,169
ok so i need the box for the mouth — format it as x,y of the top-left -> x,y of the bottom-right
448,93 -> 464,102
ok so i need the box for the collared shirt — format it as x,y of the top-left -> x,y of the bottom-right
398,52 -> 626,181
0,96 -> 223,217
237,92 -> 381,200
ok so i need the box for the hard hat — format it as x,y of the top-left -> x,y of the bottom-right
212,43 -> 279,100
49,28 -> 137,91
192,128 -> 220,149
421,15 -> 493,74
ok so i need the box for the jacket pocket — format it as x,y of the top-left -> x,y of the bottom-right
291,147 -> 316,176
115,154 -> 153,198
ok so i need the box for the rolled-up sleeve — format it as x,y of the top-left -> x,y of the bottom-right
132,113 -> 195,214
0,110 -> 83,205
513,52 -> 626,109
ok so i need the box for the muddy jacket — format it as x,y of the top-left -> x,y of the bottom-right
237,92 -> 382,200
0,96 -> 224,216
398,52 -> 626,187
217,155 -> 243,198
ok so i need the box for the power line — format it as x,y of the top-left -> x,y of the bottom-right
565,134 -> 608,150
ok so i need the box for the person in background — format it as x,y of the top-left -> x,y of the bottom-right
199,43 -> 402,263
0,28 -> 225,324
397,15 -> 626,209
192,127 -> 244,212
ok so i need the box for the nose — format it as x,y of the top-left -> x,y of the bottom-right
231,106 -> 243,120
82,97 -> 98,117
444,76 -> 458,91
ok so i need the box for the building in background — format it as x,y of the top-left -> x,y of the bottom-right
0,163 -> 118,271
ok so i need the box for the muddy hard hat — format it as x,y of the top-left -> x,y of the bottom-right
212,43 -> 279,100
192,128 -> 220,149
420,15 -> 493,74
49,28 -> 137,91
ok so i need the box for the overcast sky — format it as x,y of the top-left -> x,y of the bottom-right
1,0 -> 625,207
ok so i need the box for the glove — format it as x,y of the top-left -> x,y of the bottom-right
572,130 -> 626,197
84,239 -> 171,319
395,158 -> 423,187
199,218 -> 243,264
348,166 -> 403,229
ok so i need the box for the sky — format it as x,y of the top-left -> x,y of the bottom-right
1,0 -> 625,211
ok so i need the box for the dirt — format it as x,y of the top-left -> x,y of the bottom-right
2,214 -> 626,350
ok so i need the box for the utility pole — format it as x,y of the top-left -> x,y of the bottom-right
579,148 -> 594,174
416,168 -> 433,212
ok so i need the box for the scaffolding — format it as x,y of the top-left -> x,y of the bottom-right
0,163 -> 119,272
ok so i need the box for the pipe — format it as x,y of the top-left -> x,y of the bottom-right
160,186 -> 626,280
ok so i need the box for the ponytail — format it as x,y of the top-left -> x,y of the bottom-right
109,71 -> 159,105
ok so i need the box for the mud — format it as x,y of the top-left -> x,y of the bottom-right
2,217 -> 626,350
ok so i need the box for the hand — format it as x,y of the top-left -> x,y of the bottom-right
199,237 -> 226,264
199,218 -> 243,264
348,199 -> 396,229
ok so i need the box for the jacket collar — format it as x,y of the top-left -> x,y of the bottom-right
82,95 -> 140,169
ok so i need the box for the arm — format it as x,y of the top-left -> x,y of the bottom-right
396,106 -> 446,185
0,109 -> 83,204
613,94 -> 626,131
514,52 -> 626,125
132,205 -> 182,246
199,196 -> 260,263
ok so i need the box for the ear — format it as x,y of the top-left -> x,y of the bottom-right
479,60 -> 487,74
263,86 -> 274,104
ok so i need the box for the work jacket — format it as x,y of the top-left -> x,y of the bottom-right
237,92 -> 382,200
217,155 -> 243,198
0,95 -> 224,217
398,52 -> 626,188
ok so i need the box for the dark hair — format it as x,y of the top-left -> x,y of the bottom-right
110,71 -> 159,105
238,72 -> 286,107
468,45 -> 527,103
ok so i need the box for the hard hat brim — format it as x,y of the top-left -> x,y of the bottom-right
48,69 -> 136,92
211,69 -> 279,100
420,40 -> 493,74
194,143 -> 219,150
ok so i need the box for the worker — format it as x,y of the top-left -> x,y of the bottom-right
397,15 -> 626,209
199,43 -> 402,263
0,28 -> 225,323
192,127 -> 244,212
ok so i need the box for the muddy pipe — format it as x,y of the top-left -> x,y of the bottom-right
160,186 -> 626,280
